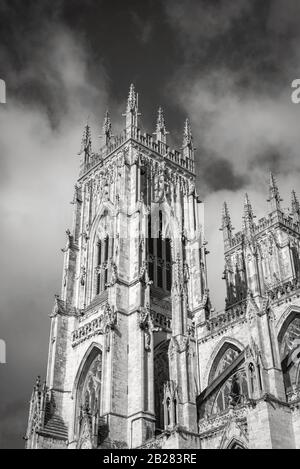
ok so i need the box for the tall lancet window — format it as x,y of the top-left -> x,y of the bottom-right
96,236 -> 110,296
147,210 -> 172,293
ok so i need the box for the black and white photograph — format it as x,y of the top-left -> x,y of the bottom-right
1,0 -> 300,452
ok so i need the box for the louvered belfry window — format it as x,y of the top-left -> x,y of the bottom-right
96,236 -> 109,295
147,210 -> 172,292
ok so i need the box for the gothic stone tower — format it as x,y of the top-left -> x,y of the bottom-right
25,85 -> 205,449
195,176 -> 300,449
26,86 -> 300,449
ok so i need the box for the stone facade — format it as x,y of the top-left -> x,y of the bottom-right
25,85 -> 300,449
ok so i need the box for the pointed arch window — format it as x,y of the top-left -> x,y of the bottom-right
75,348 -> 103,442
279,314 -> 300,399
227,439 -> 246,449
198,366 -> 249,420
208,344 -> 241,384
147,211 -> 172,293
198,343 -> 248,420
96,236 -> 110,296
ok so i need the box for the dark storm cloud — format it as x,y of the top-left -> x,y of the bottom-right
1,0 -> 300,449
196,148 -> 249,194
130,11 -> 153,44
165,0 -> 300,88
164,0 -> 300,193
0,0 -> 108,127
0,400 -> 27,449
249,146 -> 289,175
163,0 -> 300,311
0,0 -> 109,449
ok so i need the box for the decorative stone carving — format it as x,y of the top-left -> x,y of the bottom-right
61,229 -> 76,253
198,405 -> 248,435
168,335 -> 190,357
183,263 -> 190,283
245,339 -> 261,362
106,262 -> 118,287
63,268 -> 68,287
246,291 -> 260,322
199,289 -> 212,321
102,303 -> 117,333
80,266 -> 87,286
139,260 -> 152,286
77,412 -> 93,449
72,303 -> 117,347
162,380 -> 179,430
138,305 -> 162,351
205,300 -> 247,334
51,296 -> 79,318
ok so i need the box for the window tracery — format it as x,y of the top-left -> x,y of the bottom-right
199,345 -> 249,421
209,344 -> 241,384
211,369 -> 248,415
78,353 -> 102,415
96,236 -> 110,295
148,211 -> 172,293
279,315 -> 300,397
94,210 -> 113,297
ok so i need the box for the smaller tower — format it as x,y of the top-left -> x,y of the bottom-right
267,173 -> 283,213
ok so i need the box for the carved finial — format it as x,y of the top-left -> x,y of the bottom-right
182,118 -> 194,161
221,202 -> 233,249
127,83 -> 137,112
78,123 -> 92,165
221,202 -> 232,230
123,83 -> 140,137
291,190 -> 300,223
35,376 -> 41,391
102,110 -> 113,145
291,190 -> 300,212
183,118 -> 193,147
267,172 -> 282,212
42,380 -> 47,393
243,193 -> 256,231
244,193 -> 253,214
156,107 -> 165,132
154,107 -> 168,144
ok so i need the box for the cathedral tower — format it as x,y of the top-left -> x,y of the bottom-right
195,175 -> 300,449
25,85 -> 205,449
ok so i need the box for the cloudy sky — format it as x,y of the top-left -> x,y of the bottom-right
1,0 -> 300,448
